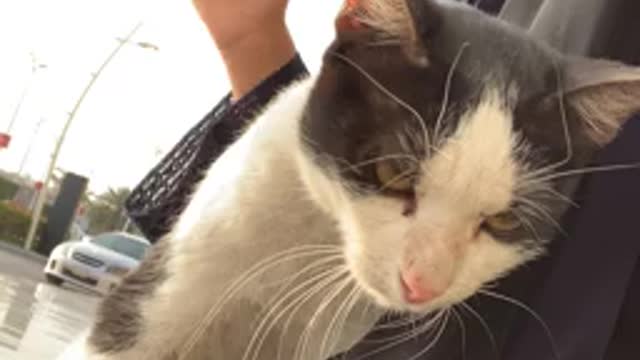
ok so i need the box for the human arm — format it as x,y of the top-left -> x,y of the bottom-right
192,0 -> 296,99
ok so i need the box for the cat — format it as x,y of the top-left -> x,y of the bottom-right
60,0 -> 640,359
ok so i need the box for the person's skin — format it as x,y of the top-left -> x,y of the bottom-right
192,0 -> 296,99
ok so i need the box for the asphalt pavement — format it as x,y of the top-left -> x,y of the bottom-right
0,245 -> 99,360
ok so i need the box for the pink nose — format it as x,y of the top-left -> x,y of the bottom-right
400,268 -> 440,304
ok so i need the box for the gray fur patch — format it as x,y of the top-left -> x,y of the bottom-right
88,239 -> 170,354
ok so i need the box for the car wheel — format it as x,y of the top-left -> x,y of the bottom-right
45,274 -> 64,286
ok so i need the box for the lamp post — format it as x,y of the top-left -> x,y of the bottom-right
24,21 -> 159,251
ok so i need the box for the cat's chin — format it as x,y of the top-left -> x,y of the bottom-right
356,278 -> 447,314
357,276 -> 469,315
366,292 -> 449,315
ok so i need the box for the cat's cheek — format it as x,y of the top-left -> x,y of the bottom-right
344,241 -> 391,307
443,234 -> 541,304
342,227 -> 408,309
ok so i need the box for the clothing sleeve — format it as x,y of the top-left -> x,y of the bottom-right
125,55 -> 309,242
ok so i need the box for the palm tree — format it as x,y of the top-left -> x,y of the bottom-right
86,187 -> 132,234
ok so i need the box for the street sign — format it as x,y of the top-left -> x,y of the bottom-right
0,133 -> 11,149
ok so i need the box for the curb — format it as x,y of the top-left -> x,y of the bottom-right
0,241 -> 47,265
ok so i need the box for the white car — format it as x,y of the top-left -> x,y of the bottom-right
44,232 -> 151,295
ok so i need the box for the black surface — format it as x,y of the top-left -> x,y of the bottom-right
38,172 -> 88,255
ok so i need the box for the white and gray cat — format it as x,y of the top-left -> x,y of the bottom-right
61,0 -> 640,359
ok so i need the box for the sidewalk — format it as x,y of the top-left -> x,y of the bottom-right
0,241 -> 47,265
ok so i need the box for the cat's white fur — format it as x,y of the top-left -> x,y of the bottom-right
63,76 -> 539,359
62,78 -> 382,360
299,90 -> 539,313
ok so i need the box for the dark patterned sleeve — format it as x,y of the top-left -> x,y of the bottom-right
126,55 -> 309,242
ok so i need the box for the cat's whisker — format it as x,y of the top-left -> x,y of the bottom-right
339,153 -> 419,175
301,136 -> 413,177
459,302 -> 498,357
364,312 -> 441,344
396,132 -> 412,154
272,273 -> 341,360
244,267 -> 350,360
330,287 -> 364,356
402,121 -> 427,149
550,58 -> 574,172
273,265 -> 348,359
515,197 -> 567,237
317,284 -> 353,359
543,187 -> 579,208
275,266 -> 343,360
179,246 -> 342,358
433,42 -> 470,145
530,162 -> 640,183
294,276 -> 354,360
329,51 -> 432,156
517,183 -> 579,209
358,297 -> 375,323
276,269 -> 351,360
517,167 -> 554,187
300,132 -> 321,149
478,289 -> 561,360
512,208 -> 545,244
369,313 -> 423,331
378,167 -> 417,193
516,206 -> 561,236
520,59 -> 575,181
450,307 -> 468,360
263,255 -> 345,310
406,309 -> 450,360
351,310 -> 446,359
319,284 -> 361,359
249,268 -> 346,360
396,132 -> 423,163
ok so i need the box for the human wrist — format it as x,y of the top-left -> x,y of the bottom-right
217,21 -> 296,99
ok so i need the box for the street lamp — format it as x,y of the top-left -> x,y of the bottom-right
115,38 -> 160,52
17,117 -> 46,175
0,54 -> 47,150
24,21 -> 159,251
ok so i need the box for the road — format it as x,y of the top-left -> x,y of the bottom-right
0,248 -> 99,360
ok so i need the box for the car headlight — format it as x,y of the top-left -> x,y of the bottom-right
55,244 -> 73,258
106,266 -> 130,276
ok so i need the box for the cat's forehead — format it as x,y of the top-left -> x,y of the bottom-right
332,1 -> 562,105
431,3 -> 559,100
302,1 -> 569,190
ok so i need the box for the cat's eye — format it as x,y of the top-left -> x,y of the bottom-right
375,160 -> 414,192
483,212 -> 521,232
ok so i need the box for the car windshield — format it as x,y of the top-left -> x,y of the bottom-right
90,234 -> 149,260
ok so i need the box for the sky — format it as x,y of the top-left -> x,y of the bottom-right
0,0 -> 343,193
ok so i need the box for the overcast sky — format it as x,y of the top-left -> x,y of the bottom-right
0,0 -> 342,193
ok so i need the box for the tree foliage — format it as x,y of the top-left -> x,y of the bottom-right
85,187 -> 131,234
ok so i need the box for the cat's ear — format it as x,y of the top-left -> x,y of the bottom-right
336,0 -> 440,65
563,58 -> 640,146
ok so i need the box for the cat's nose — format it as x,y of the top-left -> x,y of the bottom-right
400,267 -> 441,304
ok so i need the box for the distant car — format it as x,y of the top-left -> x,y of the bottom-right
44,232 -> 151,295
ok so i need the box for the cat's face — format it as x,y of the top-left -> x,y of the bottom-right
300,0 -> 640,312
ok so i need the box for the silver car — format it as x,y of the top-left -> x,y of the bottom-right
44,232 -> 151,295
